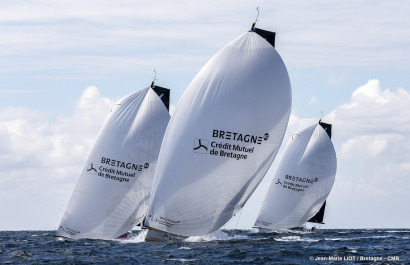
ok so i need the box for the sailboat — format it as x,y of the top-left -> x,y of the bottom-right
144,23 -> 292,241
253,121 -> 337,231
57,81 -> 170,240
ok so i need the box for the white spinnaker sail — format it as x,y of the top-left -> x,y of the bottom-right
254,124 -> 337,230
57,88 -> 170,239
145,31 -> 292,236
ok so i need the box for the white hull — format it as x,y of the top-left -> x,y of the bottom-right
144,227 -> 189,242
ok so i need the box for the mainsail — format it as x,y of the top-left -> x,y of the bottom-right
254,122 -> 337,230
145,28 -> 292,237
57,85 -> 170,239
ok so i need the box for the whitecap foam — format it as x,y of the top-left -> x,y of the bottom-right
325,237 -> 352,241
251,228 -> 312,235
185,230 -> 248,242
165,258 -> 197,263
117,231 -> 145,243
325,235 -> 395,241
178,247 -> 192,250
351,248 -> 358,253
274,235 -> 319,242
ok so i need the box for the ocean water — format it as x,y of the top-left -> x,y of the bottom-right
0,229 -> 408,264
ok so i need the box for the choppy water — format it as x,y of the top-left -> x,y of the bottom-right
0,229 -> 408,264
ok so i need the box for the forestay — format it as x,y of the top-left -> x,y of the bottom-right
254,123 -> 337,230
58,87 -> 170,239
145,31 -> 292,236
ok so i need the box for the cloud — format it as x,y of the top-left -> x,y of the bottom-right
327,73 -> 345,86
239,79 -> 410,229
309,96 -> 319,105
0,0 -> 241,77
169,104 -> 176,117
1,79 -> 410,230
0,86 -> 113,230
323,79 -> 410,228
0,90 -> 40,95
0,1 -> 409,231
1,0 -> 409,79
327,79 -> 410,137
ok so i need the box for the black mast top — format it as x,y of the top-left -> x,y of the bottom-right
150,70 -> 170,111
253,28 -> 276,48
319,120 -> 332,138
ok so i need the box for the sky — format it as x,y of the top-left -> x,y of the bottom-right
1,0 -> 409,231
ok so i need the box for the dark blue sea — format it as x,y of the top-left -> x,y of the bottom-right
0,229 -> 408,264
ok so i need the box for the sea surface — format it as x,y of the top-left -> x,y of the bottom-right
0,229 -> 408,264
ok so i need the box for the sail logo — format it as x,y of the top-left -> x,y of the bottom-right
154,216 -> 181,228
59,226 -> 80,237
193,132 -> 260,161
281,175 -> 319,193
87,157 -> 151,183
86,162 -> 98,175
285,174 -> 318,184
100,157 -> 148,171
193,139 -> 209,154
212,129 -> 267,145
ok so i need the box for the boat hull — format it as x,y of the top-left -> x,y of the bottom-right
144,227 -> 189,242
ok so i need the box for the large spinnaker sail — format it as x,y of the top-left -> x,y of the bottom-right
145,31 -> 292,237
254,123 -> 337,230
57,87 -> 170,239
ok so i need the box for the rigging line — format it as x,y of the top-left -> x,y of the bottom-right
151,69 -> 157,88
221,213 -> 235,230
255,6 -> 260,24
230,208 -> 243,237
251,7 -> 260,30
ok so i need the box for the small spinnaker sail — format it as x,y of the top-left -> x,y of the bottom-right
57,86 -> 170,239
254,122 -> 337,230
145,30 -> 292,237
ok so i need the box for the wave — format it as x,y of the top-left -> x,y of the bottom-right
325,235 -> 398,242
164,258 -> 198,263
186,230 -> 248,242
250,228 -> 315,235
274,236 -> 319,242
117,231 -> 145,243
116,229 -> 249,243
177,247 -> 192,250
